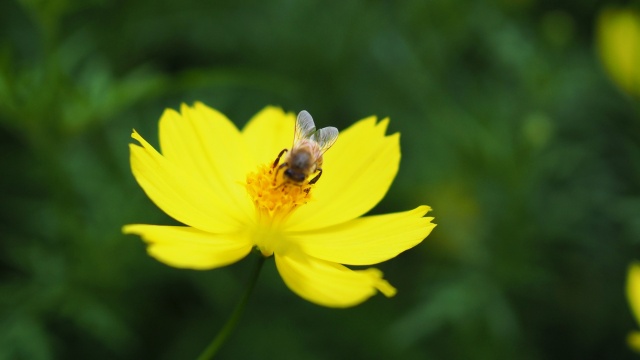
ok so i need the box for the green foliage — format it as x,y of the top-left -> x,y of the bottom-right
1,0 -> 638,359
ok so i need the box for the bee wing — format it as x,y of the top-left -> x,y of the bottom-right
312,126 -> 339,154
294,111 -> 317,144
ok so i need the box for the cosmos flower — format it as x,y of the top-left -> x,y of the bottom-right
123,102 -> 435,307
627,262 -> 640,351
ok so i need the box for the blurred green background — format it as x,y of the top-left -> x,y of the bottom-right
2,0 -> 639,359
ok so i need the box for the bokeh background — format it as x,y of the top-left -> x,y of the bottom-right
2,0 -> 640,359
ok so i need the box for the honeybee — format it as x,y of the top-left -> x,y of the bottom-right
272,110 -> 339,185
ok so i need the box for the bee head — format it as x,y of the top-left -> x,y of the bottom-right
284,168 -> 306,183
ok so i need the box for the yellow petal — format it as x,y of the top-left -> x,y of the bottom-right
129,130 -> 244,233
123,225 -> 253,270
159,103 -> 254,220
274,251 -> 396,308
241,106 -> 296,166
597,8 -> 640,97
293,206 -> 435,265
628,262 -> 640,326
629,331 -> 640,353
286,117 -> 400,231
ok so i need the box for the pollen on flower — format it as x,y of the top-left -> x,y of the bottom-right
245,162 -> 313,222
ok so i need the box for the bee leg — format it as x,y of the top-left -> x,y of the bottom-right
272,149 -> 288,168
273,162 -> 288,185
308,169 -> 323,185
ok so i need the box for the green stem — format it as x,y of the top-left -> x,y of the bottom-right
196,254 -> 266,360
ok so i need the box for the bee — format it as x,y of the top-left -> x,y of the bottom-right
272,110 -> 339,185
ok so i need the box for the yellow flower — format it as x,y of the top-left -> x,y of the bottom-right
123,102 -> 435,308
597,7 -> 640,98
628,262 -> 640,352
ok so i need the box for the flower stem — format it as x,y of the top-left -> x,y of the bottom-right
196,254 -> 266,360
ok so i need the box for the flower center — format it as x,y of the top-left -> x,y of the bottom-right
245,162 -> 313,220
245,160 -> 314,256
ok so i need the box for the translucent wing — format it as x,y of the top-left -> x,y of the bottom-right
312,126 -> 339,154
294,110 -> 317,144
